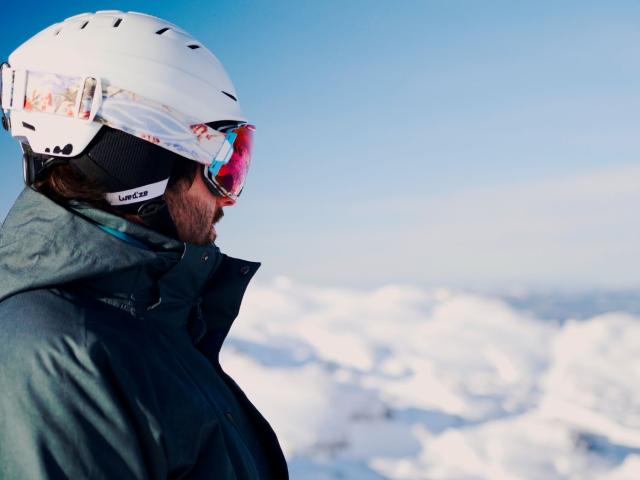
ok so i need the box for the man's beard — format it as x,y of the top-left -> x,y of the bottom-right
164,181 -> 223,245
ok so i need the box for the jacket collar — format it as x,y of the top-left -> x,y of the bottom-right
0,188 -> 260,349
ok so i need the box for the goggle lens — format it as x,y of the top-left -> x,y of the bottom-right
206,124 -> 254,199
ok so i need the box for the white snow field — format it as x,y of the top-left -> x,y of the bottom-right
220,278 -> 640,480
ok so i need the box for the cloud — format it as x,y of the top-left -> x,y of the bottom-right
222,280 -> 640,479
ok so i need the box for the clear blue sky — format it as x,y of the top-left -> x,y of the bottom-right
1,1 -> 639,290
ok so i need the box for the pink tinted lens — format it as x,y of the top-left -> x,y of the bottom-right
214,124 -> 254,198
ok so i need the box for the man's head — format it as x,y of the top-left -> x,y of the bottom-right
33,147 -> 234,245
2,11 -> 253,244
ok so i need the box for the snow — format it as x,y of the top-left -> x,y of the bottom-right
220,279 -> 640,479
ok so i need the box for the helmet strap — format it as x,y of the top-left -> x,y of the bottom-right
136,198 -> 180,240
21,143 -> 69,186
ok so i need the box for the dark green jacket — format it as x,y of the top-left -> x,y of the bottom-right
0,188 -> 288,479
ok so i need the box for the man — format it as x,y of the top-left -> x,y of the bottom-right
0,10 -> 288,480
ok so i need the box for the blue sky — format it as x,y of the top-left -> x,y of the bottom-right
1,1 -> 639,290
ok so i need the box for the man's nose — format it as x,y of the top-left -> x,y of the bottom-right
217,195 -> 236,207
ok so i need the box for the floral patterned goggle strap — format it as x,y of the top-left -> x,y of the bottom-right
0,66 -> 245,167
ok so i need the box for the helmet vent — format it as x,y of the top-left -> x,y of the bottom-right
155,27 -> 170,35
21,122 -> 36,131
187,44 -> 201,50
80,21 -> 89,29
222,91 -> 237,102
113,18 -> 122,27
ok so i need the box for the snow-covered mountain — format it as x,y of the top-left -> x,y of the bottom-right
221,278 -> 640,480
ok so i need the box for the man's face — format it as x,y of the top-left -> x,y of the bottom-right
164,168 -> 235,245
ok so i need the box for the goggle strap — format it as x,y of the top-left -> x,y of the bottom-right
3,68 -> 231,165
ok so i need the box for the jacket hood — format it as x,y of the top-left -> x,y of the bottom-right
0,187 -> 182,303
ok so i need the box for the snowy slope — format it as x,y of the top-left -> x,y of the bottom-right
220,278 -> 640,480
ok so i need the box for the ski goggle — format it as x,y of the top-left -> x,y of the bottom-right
203,123 -> 255,200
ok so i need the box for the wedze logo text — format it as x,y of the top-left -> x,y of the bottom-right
119,190 -> 149,202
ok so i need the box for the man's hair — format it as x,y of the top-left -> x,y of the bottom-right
34,163 -> 114,211
34,158 -> 200,213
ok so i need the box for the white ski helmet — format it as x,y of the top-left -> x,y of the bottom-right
1,10 -> 251,207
